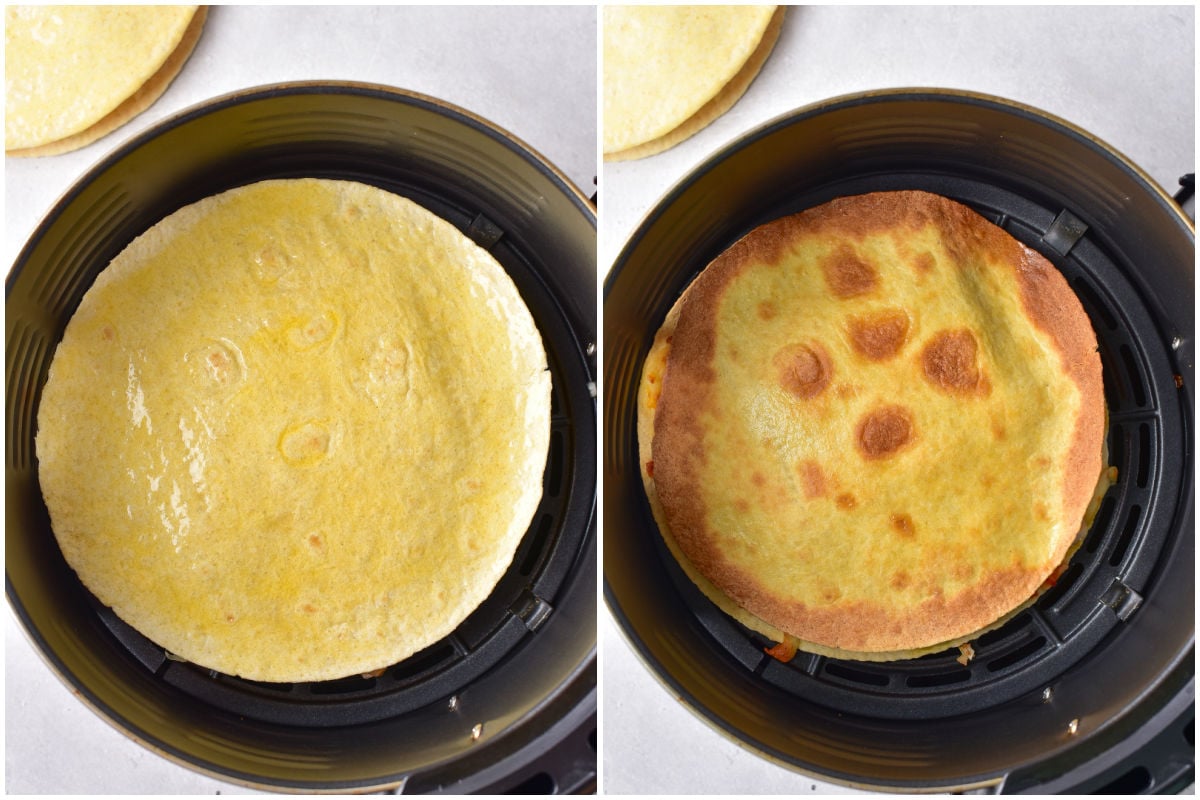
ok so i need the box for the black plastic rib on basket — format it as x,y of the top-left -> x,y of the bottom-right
75,178 -> 596,729
650,172 -> 1188,721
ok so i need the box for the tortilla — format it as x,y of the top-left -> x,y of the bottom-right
639,190 -> 1106,659
5,5 -> 206,156
603,5 -> 782,161
36,178 -> 551,683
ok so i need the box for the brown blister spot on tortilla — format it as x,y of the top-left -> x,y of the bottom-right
848,309 -> 910,361
836,493 -> 857,510
821,585 -> 843,603
302,603 -> 317,614
889,513 -> 915,538
733,498 -> 751,514
856,405 -> 915,460
798,460 -> 826,498
890,571 -> 911,590
751,471 -> 766,487
774,342 -> 832,400
1033,502 -> 1050,522
912,251 -> 936,274
757,300 -> 777,321
101,324 -> 117,342
308,533 -> 323,549
821,244 -> 878,298
921,328 -> 990,396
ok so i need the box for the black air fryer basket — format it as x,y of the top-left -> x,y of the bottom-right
604,89 -> 1193,793
7,82 -> 597,793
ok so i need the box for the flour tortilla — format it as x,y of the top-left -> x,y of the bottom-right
603,5 -> 782,161
37,178 -> 551,683
640,191 -> 1107,659
5,5 -> 205,156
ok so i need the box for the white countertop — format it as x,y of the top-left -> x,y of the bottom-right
599,4 -> 1193,795
4,5 -> 596,794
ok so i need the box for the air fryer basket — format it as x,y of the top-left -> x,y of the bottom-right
604,89 -> 1193,792
7,82 -> 596,793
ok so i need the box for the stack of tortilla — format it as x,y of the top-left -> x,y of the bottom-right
603,5 -> 784,161
5,5 -> 206,156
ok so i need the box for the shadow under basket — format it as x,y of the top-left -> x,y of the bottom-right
604,89 -> 1193,794
7,82 -> 597,794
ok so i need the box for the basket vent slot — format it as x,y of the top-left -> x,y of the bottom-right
1039,562 -> 1083,608
390,642 -> 457,684
905,669 -> 970,688
1085,496 -> 1117,554
985,637 -> 1046,672
1135,423 -> 1152,488
1094,765 -> 1153,794
1109,504 -> 1143,567
546,429 -> 566,498
1070,276 -> 1118,331
1119,344 -> 1147,408
823,662 -> 889,687
518,513 -> 556,577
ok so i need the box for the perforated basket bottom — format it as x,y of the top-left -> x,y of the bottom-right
645,171 -> 1187,722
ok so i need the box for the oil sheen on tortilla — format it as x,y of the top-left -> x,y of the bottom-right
36,178 -> 551,683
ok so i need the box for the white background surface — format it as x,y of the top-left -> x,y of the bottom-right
599,4 -> 1194,796
4,5 -> 596,794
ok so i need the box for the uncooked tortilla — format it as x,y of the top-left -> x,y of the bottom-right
603,5 -> 782,160
5,5 -> 205,155
37,178 -> 551,683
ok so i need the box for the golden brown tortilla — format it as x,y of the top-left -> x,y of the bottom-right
639,191 -> 1106,659
36,178 -> 551,682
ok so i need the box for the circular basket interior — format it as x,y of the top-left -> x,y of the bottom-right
7,83 -> 597,793
603,89 -> 1193,792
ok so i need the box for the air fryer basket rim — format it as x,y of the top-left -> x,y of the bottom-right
10,80 -> 593,288
7,81 -> 596,792
603,86 -> 1193,792
604,86 -> 1192,303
